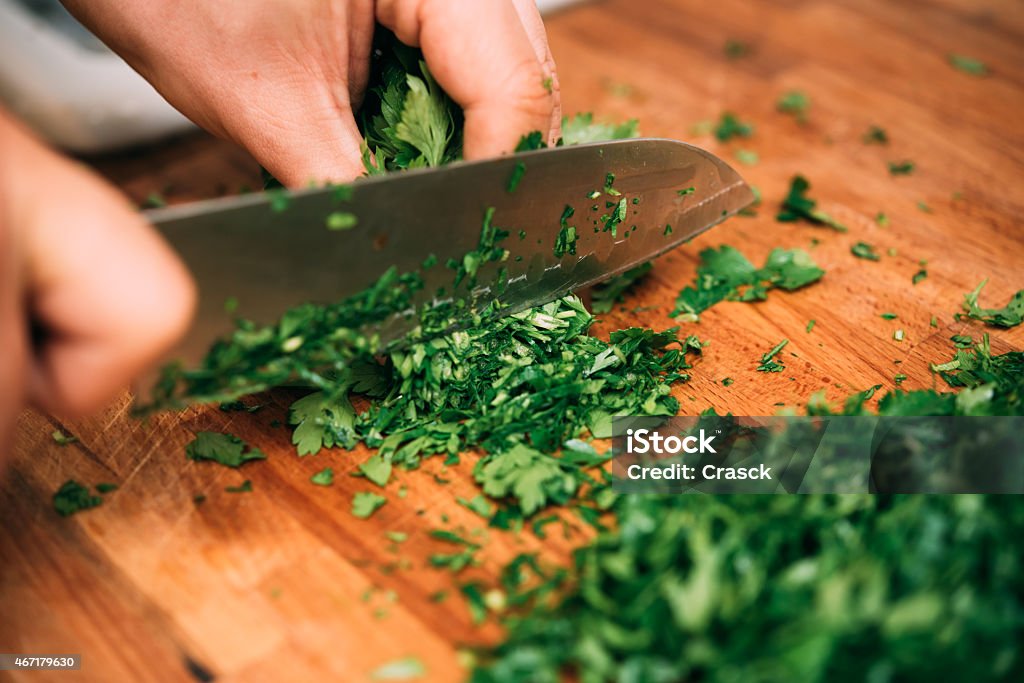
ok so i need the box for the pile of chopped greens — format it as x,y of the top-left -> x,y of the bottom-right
74,27 -> 1024,683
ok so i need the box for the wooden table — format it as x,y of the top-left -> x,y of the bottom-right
3,0 -> 1022,680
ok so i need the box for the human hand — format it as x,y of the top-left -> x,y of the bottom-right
63,0 -> 561,187
0,110 -> 195,448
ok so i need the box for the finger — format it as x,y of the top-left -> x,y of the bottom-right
509,0 -> 562,145
377,0 -> 556,160
2,112 -> 196,416
347,0 -> 376,110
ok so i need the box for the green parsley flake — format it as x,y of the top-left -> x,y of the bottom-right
326,211 -> 358,230
777,90 -> 810,122
353,492 -> 387,519
714,112 -> 754,141
51,429 -> 77,446
948,53 -> 988,76
225,480 -> 253,493
888,160 -> 915,176
507,162 -> 526,193
959,280 -> 1024,328
554,205 -> 578,257
757,339 -> 789,372
53,480 -> 102,517
185,432 -> 267,468
310,467 -> 334,486
880,313 -> 899,320
851,242 -> 881,261
806,320 -> 816,333
734,148 -> 759,166
863,126 -> 889,145
95,483 -> 118,494
678,187 -> 696,196
673,245 -> 824,318
913,269 -> 928,285
876,212 -> 890,227
777,175 -> 848,231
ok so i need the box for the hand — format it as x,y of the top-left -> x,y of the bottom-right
0,110 -> 195,448
63,0 -> 561,187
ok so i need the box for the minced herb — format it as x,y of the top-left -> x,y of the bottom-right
888,160 -> 915,176
53,480 -> 102,517
673,245 -> 824,319
310,467 -> 334,486
777,176 -> 848,231
225,480 -> 253,494
958,280 -> 1024,328
757,339 -> 789,372
777,90 -> 810,122
51,429 -> 77,446
948,53 -> 988,76
714,112 -> 754,141
851,242 -> 881,261
862,125 -> 888,144
353,492 -> 387,519
185,432 -> 266,468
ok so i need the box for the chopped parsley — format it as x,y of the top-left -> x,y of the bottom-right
310,467 -> 334,486
53,480 -> 102,517
225,480 -> 253,493
948,53 -> 988,76
185,432 -> 267,468
806,319 -> 816,333
734,148 -> 759,166
912,268 -> 928,285
777,90 -> 810,122
880,312 -> 899,320
888,160 -> 915,176
959,280 -> 1024,328
51,429 -> 77,446
678,187 -> 695,196
851,242 -> 881,261
862,125 -> 888,144
326,211 -> 358,230
714,112 -> 754,141
673,245 -> 824,318
757,339 -> 789,372
506,162 -> 526,193
353,492 -> 387,519
777,175 -> 848,231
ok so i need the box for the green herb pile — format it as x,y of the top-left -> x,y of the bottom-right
291,296 -> 703,515
90,28 -> 1024,683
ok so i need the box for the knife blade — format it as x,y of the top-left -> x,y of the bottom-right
140,138 -> 753,397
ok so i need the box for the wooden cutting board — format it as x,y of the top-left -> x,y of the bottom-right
3,0 -> 1022,681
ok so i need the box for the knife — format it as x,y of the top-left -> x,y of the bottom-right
139,138 -> 753,398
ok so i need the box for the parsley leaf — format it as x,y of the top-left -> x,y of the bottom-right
353,492 -> 387,519
672,246 -> 824,318
310,467 -> 334,486
959,280 -> 1024,328
777,175 -> 848,231
714,112 -> 754,141
757,339 -> 789,372
851,242 -> 881,261
185,432 -> 266,468
53,480 -> 102,517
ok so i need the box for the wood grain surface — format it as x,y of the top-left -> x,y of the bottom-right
3,0 -> 1023,681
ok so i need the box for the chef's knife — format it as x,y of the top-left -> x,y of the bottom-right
140,138 -> 753,397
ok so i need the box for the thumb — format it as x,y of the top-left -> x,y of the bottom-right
1,110 -> 196,417
378,0 -> 557,160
